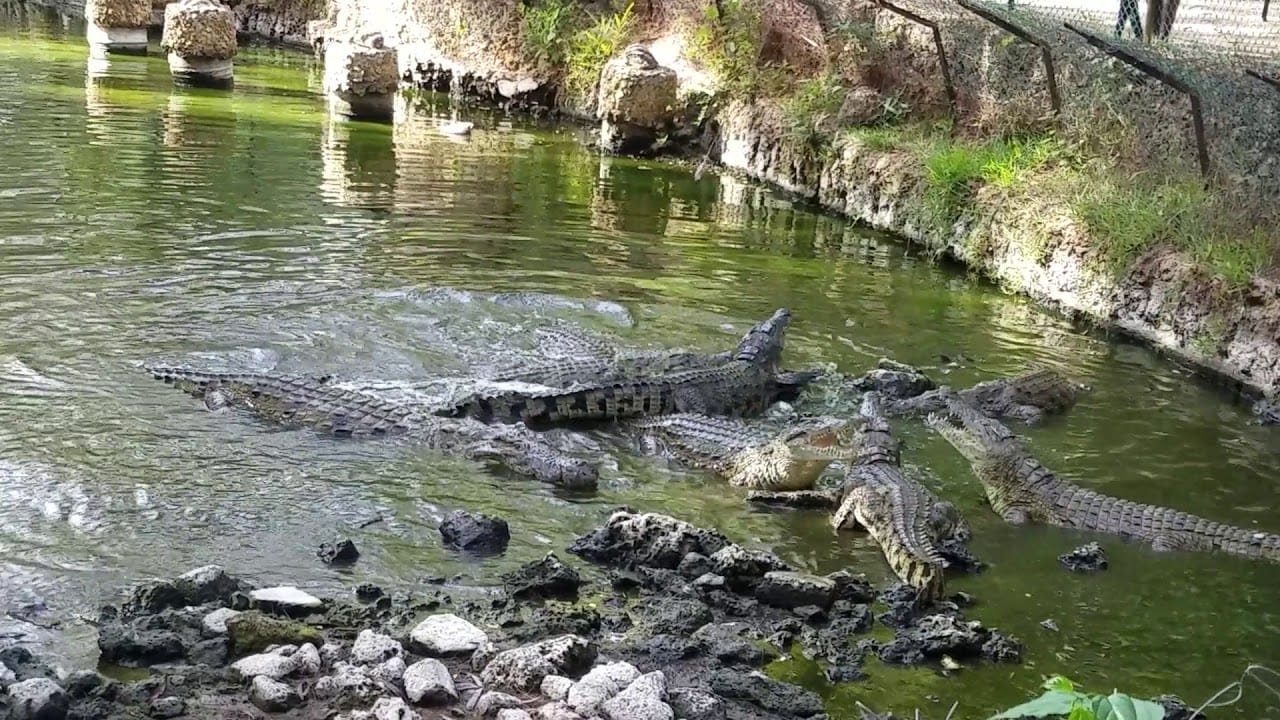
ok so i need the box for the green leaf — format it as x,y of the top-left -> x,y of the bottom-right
989,691 -> 1082,719
1092,693 -> 1165,720
1044,676 -> 1077,693
1067,706 -> 1097,720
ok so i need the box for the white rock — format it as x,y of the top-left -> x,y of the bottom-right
371,696 -> 420,720
249,675 -> 300,712
267,644 -> 297,656
293,643 -> 322,676
6,678 -> 69,720
594,662 -> 640,689
231,652 -> 297,681
540,674 -> 573,701
567,663 -> 631,715
403,658 -> 457,705
535,702 -> 585,720
497,710 -> 534,720
368,656 -> 406,684
409,614 -> 488,656
601,672 -> 671,720
320,641 -> 346,666
311,662 -> 379,705
0,660 -> 16,685
351,628 -> 403,665
250,586 -> 323,608
201,607 -> 240,635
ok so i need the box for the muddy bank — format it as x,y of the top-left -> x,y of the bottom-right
0,508 -> 1045,719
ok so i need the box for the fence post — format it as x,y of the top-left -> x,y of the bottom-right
956,0 -> 1062,121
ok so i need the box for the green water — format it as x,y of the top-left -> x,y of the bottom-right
2,6 -> 1279,718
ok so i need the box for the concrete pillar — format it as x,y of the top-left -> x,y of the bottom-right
322,32 -> 399,122
85,0 -> 151,57
160,0 -> 236,88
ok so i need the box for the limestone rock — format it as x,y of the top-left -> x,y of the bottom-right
755,571 -> 837,610
250,675 -> 301,712
666,687 -> 724,720
201,607 -> 240,635
568,510 -> 730,570
312,661 -> 382,708
294,643 -> 323,676
403,658 -> 457,705
480,635 -> 597,693
174,564 -> 243,605
249,586 -> 323,612
6,678 -> 69,720
148,696 -> 185,719
87,0 -> 150,28
368,656 -> 407,685
370,697 -> 419,719
409,613 -> 488,656
540,674 -> 573,701
496,710 -> 534,720
351,629 -> 403,665
566,662 -> 629,716
473,691 -> 524,717
601,671 -> 671,720
502,553 -> 581,600
230,652 -> 297,681
161,0 -> 237,60
597,45 -> 677,130
323,33 -> 399,97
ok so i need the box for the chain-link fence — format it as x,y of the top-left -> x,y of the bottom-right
824,0 -> 1280,208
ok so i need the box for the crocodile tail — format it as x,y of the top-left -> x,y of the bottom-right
439,382 -> 676,425
144,365 -> 333,398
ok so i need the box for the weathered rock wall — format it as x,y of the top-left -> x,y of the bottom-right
17,0 -> 323,46
714,98 -> 1280,399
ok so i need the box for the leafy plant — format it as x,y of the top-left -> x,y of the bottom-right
688,0 -> 771,96
565,2 -> 636,99
990,675 -> 1166,720
519,0 -> 575,66
781,71 -> 845,154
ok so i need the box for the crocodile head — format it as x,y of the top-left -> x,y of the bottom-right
732,308 -> 791,370
924,391 -> 1021,474
727,415 -> 863,491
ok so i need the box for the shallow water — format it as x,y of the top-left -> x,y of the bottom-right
2,6 -> 1279,717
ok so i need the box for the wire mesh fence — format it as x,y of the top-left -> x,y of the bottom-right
840,0 -> 1280,207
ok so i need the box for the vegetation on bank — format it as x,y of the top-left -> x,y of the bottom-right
518,0 -> 637,100
678,0 -> 1277,294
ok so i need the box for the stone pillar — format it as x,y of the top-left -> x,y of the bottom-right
322,32 -> 400,122
160,0 -> 237,88
596,44 -> 678,156
85,0 -> 151,57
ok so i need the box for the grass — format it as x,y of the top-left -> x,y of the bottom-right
780,71 -> 846,156
687,0 -> 777,97
916,131 -> 1069,228
565,2 -> 636,100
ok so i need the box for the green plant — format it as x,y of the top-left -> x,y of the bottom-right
565,2 -> 636,99
688,0 -> 770,96
922,140 -> 990,226
991,675 -> 1166,720
1071,173 -> 1208,276
980,134 -> 1067,189
519,0 -> 575,66
781,71 -> 845,155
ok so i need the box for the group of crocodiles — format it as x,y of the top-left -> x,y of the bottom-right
144,307 -> 1280,603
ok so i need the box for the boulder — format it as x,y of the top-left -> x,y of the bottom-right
403,658 -> 457,705
409,614 -> 488,656
480,635 -> 596,693
350,629 -> 403,665
600,671 -> 672,720
230,652 -> 297,681
502,553 -> 581,600
249,675 -> 301,712
6,678 -> 69,720
754,571 -> 837,610
225,611 -> 321,654
596,45 -> 678,155
149,696 -> 185,719
439,509 -> 511,554
317,538 -> 360,565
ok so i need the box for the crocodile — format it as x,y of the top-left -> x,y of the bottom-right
829,392 -> 975,601
485,322 -> 822,405
927,392 -> 1280,562
629,413 -> 862,491
436,308 -> 794,427
143,366 -> 599,489
884,367 -> 1083,425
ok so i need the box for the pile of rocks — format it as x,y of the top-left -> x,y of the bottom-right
0,508 -> 1030,720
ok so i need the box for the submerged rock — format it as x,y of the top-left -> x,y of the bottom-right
1059,542 -> 1109,572
318,538 -> 361,565
440,509 -> 511,554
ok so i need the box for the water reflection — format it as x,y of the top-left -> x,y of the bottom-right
161,88 -> 237,149
319,114 -> 396,210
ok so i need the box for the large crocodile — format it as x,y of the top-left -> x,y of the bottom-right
628,413 -> 862,491
143,366 -> 599,489
485,321 -> 822,405
884,367 -> 1083,425
436,308 -> 793,427
928,393 -> 1280,562
830,392 -> 974,601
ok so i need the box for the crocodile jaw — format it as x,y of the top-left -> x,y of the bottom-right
724,441 -> 832,491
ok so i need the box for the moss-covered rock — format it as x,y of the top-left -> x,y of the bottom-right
225,611 -> 323,655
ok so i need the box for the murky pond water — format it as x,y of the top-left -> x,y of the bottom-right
3,6 -> 1279,717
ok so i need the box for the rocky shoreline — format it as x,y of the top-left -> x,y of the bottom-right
0,507 -> 1049,720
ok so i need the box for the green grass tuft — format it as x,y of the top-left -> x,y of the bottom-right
565,2 -> 636,100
